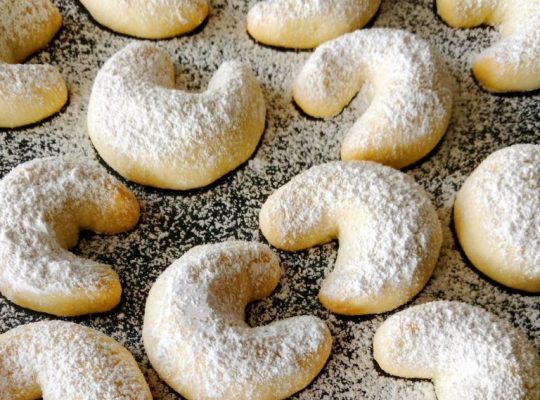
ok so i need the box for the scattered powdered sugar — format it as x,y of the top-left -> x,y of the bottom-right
144,241 -> 329,398
261,161 -> 442,302
0,0 -> 537,398
376,301 -> 540,399
113,0 -> 208,25
248,0 -> 377,25
0,320 -> 151,399
0,157 -> 130,297
87,42 -> 265,188
462,144 -> 540,278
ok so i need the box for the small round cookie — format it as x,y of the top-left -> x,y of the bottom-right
259,161 -> 442,315
143,241 -> 332,400
373,301 -> 540,400
0,321 -> 152,399
79,0 -> 209,39
247,0 -> 381,49
454,144 -> 540,292
0,156 -> 140,316
293,28 -> 453,169
0,0 -> 68,128
87,43 -> 266,190
436,0 -> 540,92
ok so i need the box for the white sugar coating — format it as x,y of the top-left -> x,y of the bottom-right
0,0 -> 538,398
293,28 -> 453,160
248,0 -> 377,24
374,301 -> 540,400
462,144 -> 540,277
440,0 -> 540,70
0,156 -> 133,297
261,161 -> 442,307
144,241 -> 330,398
87,41 -> 266,189
0,63 -> 63,101
0,0 -> 58,63
0,320 -> 151,399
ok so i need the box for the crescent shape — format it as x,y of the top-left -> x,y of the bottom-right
87,43 -> 266,190
0,0 -> 68,128
437,0 -> 540,92
79,0 -> 209,39
0,157 -> 140,316
143,241 -> 332,400
454,144 -> 540,292
373,301 -> 540,400
293,28 -> 453,169
0,321 -> 152,399
246,0 -> 381,49
259,161 -> 443,315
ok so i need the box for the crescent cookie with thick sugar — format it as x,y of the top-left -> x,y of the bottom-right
454,144 -> 540,292
0,157 -> 140,316
87,43 -> 266,190
143,241 -> 332,400
437,0 -> 540,92
0,0 -> 68,128
374,301 -> 540,400
0,321 -> 152,399
79,0 -> 209,39
259,161 -> 443,315
247,0 -> 381,49
293,28 -> 453,169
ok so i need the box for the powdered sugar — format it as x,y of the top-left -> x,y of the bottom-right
375,301 -> 540,400
248,0 -> 377,25
294,29 -> 453,153
87,42 -> 266,189
144,241 -> 330,398
0,0 -> 537,398
260,161 -> 442,309
0,157 -> 134,305
462,144 -> 540,278
0,320 -> 151,399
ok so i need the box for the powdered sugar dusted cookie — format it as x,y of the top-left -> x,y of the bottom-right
247,0 -> 381,49
144,241 -> 332,400
374,301 -> 540,400
259,161 -> 442,315
0,157 -> 140,316
454,144 -> 540,292
79,0 -> 209,39
437,0 -> 540,92
0,0 -> 67,128
0,321 -> 152,399
293,28 -> 453,169
87,43 -> 266,190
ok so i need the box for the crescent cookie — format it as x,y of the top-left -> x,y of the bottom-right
259,161 -> 443,315
246,0 -> 381,49
454,144 -> 540,292
143,241 -> 332,400
0,321 -> 152,399
373,301 -> 540,400
437,0 -> 540,92
79,0 -> 209,39
0,0 -> 68,128
293,28 -> 453,169
0,157 -> 140,316
87,43 -> 266,190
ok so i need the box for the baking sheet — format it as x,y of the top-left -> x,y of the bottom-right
0,0 -> 538,398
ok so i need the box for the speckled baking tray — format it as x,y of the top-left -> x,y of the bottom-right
0,0 -> 538,398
